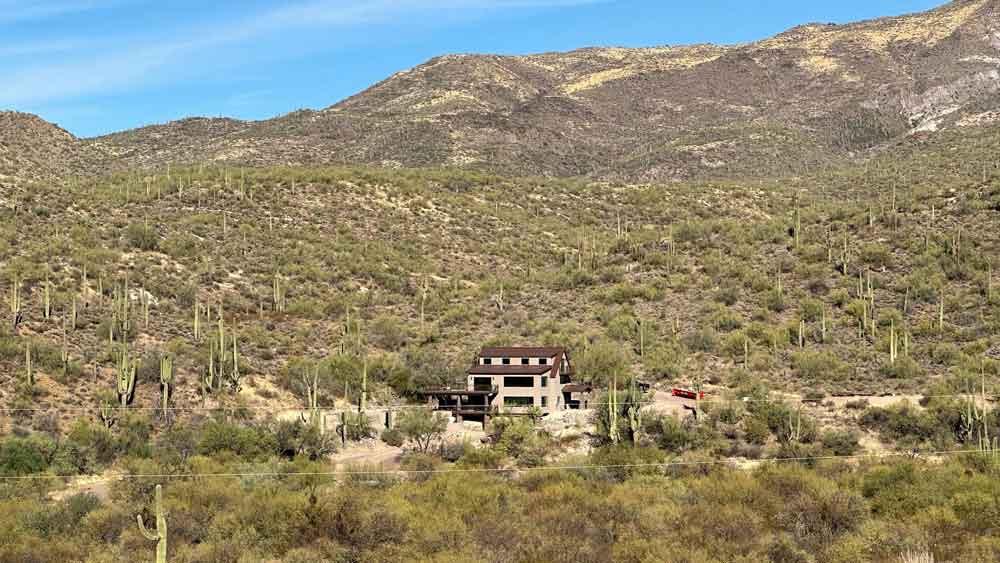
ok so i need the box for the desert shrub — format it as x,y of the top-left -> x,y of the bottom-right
457,445 -> 505,469
860,243 -> 893,269
602,283 -> 662,304
820,430 -> 861,456
124,222 -> 159,251
830,288 -> 851,307
798,298 -> 824,322
880,357 -> 924,379
682,327 -> 717,353
765,288 -> 787,312
381,427 -> 405,448
0,437 -> 53,476
709,305 -> 742,332
642,342 -> 683,380
197,418 -> 276,459
744,417 -> 771,445
643,414 -> 694,453
342,412 -> 376,442
714,283 -> 740,305
370,315 -> 408,351
161,232 -> 199,258
844,399 -> 869,410
792,351 -> 848,381
587,445 -> 666,482
859,403 -> 944,446
576,339 -> 629,385
395,409 -> 448,453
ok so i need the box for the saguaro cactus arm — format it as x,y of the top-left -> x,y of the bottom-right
136,483 -> 168,563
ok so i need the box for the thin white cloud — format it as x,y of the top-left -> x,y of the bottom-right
0,0 -> 609,107
0,0 -> 114,23
0,38 -> 93,57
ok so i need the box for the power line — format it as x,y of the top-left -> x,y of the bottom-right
0,392 -> 990,414
0,449 -> 984,483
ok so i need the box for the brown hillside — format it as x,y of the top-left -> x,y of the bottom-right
81,0 -> 1000,180
0,112 -> 102,182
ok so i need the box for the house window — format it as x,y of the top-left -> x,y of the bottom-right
541,376 -> 547,387
504,376 -> 534,388
521,358 -> 530,365
541,397 -> 548,408
504,396 -> 533,407
483,358 -> 492,365
560,374 -> 571,384
473,377 -> 493,391
539,358 -> 548,365
502,358 -> 511,365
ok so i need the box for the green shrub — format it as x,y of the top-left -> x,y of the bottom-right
792,351 -> 848,381
124,222 -> 159,251
381,427 -> 405,448
820,430 -> 861,456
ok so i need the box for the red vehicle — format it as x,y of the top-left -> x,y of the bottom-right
672,388 -> 705,400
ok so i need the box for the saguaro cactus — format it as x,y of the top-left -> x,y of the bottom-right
137,484 -> 168,563
889,319 -> 898,366
8,275 -> 20,315
624,377 -> 643,442
117,347 -> 138,407
273,273 -> 286,313
301,365 -> 322,431
159,356 -> 173,421
419,275 -> 430,331
607,377 -> 621,445
24,341 -> 33,386
43,274 -> 51,320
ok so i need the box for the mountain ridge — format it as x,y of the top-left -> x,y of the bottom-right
3,0 -> 1000,182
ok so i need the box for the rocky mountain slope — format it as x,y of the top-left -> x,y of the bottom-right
0,112 -> 103,183
4,0 -> 1000,182
86,0 -> 1000,180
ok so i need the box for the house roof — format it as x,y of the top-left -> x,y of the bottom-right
479,346 -> 565,358
561,383 -> 592,393
468,365 -> 553,376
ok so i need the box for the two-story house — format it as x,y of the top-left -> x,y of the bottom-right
467,346 -> 575,414
417,346 -> 581,422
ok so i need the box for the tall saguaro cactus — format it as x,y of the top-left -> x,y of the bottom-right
159,356 -> 173,421
624,377 -> 643,442
117,346 -> 138,408
137,484 -> 168,563
607,377 -> 621,445
301,365 -> 322,431
24,340 -> 33,386
8,275 -> 21,332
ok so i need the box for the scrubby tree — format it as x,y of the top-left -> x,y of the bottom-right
396,409 -> 448,453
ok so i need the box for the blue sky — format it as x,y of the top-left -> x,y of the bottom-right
1,0 -> 943,137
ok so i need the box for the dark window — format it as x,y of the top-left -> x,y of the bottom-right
473,377 -> 493,391
502,358 -> 511,365
504,396 -> 534,407
503,376 -> 534,388
560,374 -> 571,384
521,358 -> 530,365
541,376 -> 548,387
541,397 -> 548,408
483,358 -> 492,365
539,358 -> 548,365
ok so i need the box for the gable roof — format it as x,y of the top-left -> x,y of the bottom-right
479,346 -> 565,358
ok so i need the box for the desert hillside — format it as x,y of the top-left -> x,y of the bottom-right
3,2 -> 1000,562
4,1 -> 1000,182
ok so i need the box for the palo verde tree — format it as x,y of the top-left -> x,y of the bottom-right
395,408 -> 449,453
